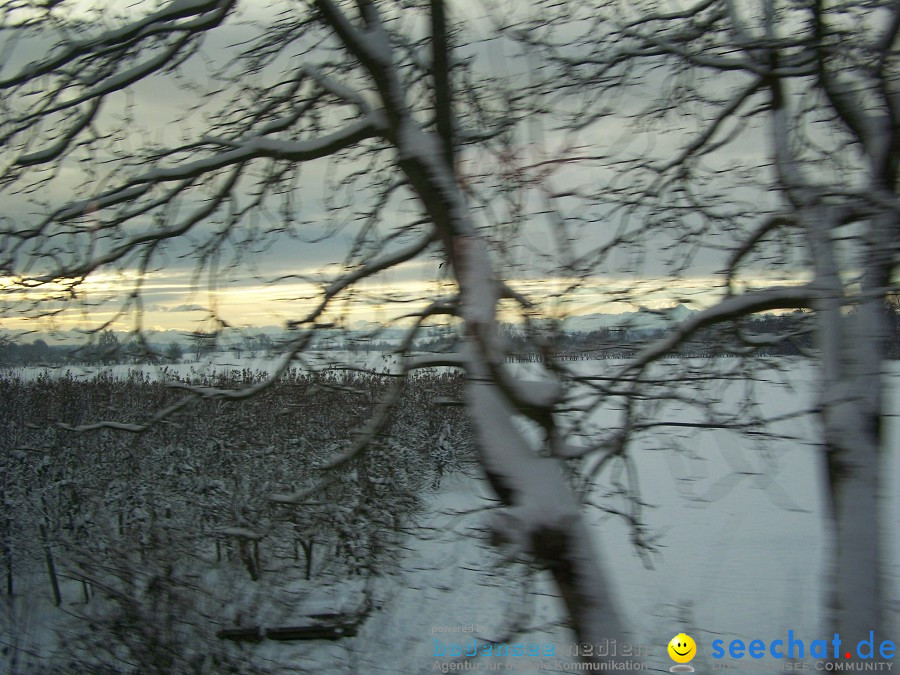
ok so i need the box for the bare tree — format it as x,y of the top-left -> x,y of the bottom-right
510,0 -> 898,646
1,0 -> 896,666
0,0 -> 628,656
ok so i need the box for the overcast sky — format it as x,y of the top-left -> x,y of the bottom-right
0,0 -> 809,339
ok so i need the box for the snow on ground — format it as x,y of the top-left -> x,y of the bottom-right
3,358 -> 898,673
238,359 -> 899,674
581,360 -> 899,671
357,359 -> 899,673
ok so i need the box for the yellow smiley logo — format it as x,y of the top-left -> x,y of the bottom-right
668,633 -> 697,664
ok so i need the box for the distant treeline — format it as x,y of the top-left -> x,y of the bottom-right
504,312 -> 821,362
0,331 -> 279,367
415,308 -> 900,362
3,304 -> 899,366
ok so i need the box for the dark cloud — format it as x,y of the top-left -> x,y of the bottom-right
168,304 -> 208,312
1,1 -> 806,336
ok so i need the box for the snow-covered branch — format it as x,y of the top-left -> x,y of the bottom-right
628,285 -> 814,371
53,117 -> 382,222
0,0 -> 235,89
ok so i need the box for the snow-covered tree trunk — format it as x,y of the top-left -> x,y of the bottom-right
772,42 -> 896,638
456,241 -> 627,651
804,202 -> 886,644
312,0 -> 628,654
512,0 -> 898,646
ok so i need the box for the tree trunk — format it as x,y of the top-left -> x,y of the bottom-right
39,523 -> 61,607
455,234 -> 627,657
300,538 -> 314,580
805,202 -> 888,647
5,551 -> 12,596
238,539 -> 258,581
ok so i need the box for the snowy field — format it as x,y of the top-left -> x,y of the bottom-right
2,357 -> 898,673
358,359 -> 900,673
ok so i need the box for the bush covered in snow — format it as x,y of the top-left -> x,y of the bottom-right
0,367 -> 475,672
